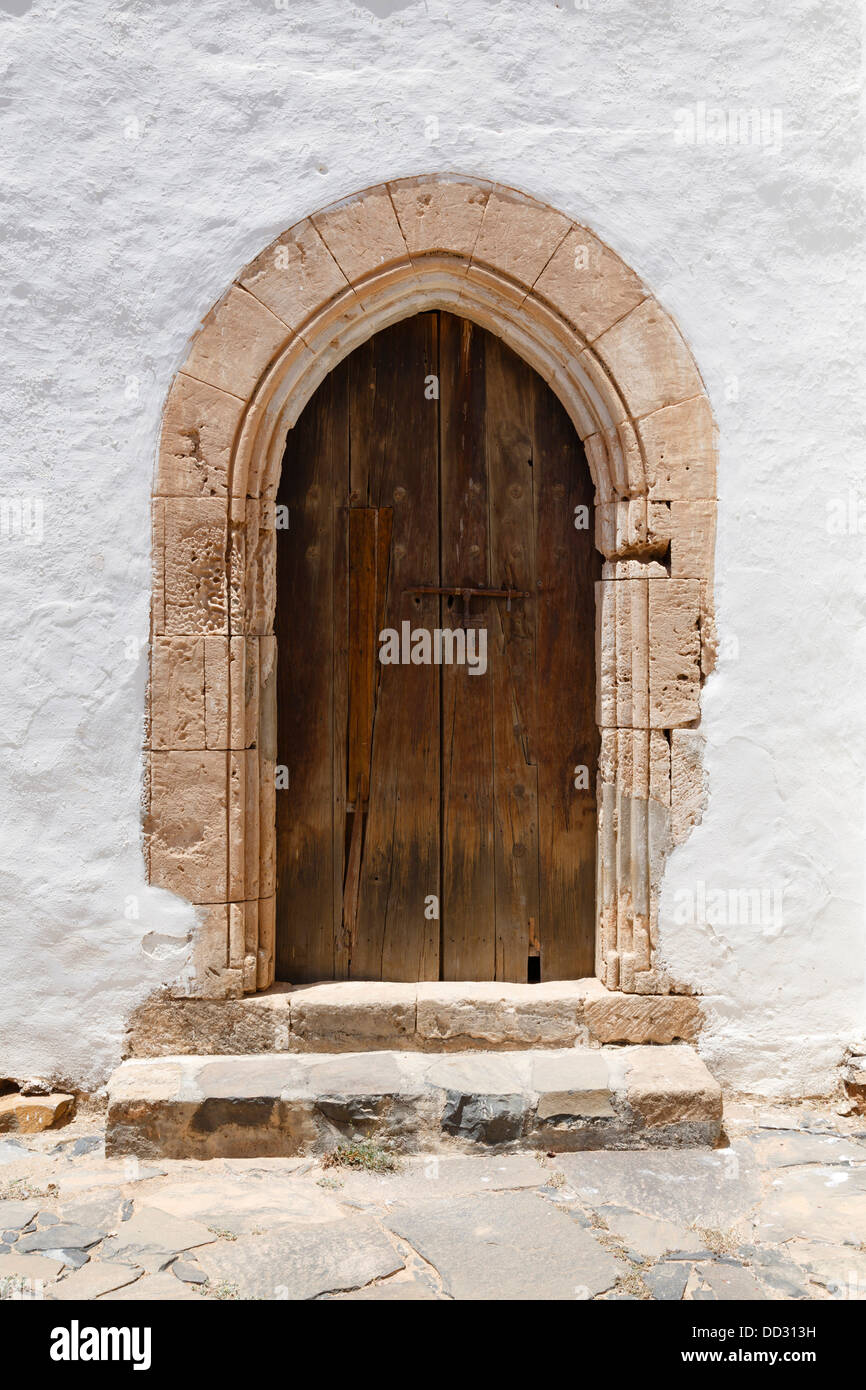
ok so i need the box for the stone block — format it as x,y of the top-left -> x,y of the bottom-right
0,1093 -> 74,1133
595,299 -> 705,419
640,395 -> 717,501
162,497 -> 229,636
472,188 -> 571,288
389,174 -> 491,257
290,982 -> 417,1048
150,637 -> 206,750
534,225 -> 647,342
670,499 -> 716,579
416,980 -> 593,1048
585,992 -> 702,1044
648,579 -> 701,728
531,1052 -> 614,1118
238,218 -> 351,331
183,286 -> 292,400
619,1047 -> 722,1130
312,185 -> 407,283
156,372 -> 244,499
148,750 -> 230,902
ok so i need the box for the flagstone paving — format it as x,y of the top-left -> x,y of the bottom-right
0,1099 -> 863,1301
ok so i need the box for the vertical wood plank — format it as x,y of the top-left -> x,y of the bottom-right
274,362 -> 348,982
349,315 -> 440,981
484,332 -> 540,981
439,314 -> 497,980
533,370 -> 600,978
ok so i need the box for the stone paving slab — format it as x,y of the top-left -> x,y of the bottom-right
194,1217 -> 404,1300
106,1046 -> 722,1158
555,1145 -> 762,1227
388,1190 -> 627,1300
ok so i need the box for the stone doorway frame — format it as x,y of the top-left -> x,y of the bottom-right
146,174 -> 717,1003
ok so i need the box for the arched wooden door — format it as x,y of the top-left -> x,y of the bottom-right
275,312 -> 600,984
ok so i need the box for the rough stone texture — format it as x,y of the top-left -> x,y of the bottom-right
0,1094 -> 74,1134
100,1205 -> 217,1272
195,1217 -> 403,1300
585,992 -> 702,1044
389,1191 -> 626,1300
105,1045 -> 722,1158
125,979 -> 705,1055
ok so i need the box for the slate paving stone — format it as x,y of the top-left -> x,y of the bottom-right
597,1205 -> 706,1259
47,1262 -> 144,1300
172,1260 -> 208,1285
101,1206 -> 217,1272
388,1190 -> 627,1300
644,1262 -> 690,1301
0,1200 -> 39,1231
36,1212 -> 59,1227
100,1271 -> 203,1301
43,1248 -> 90,1269
555,1148 -> 762,1227
2,1231 -> 19,1243
320,1153 -> 548,1206
0,1244 -> 11,1254
747,1131 -> 866,1168
51,1135 -> 103,1158
787,1240 -> 866,1298
331,1276 -> 442,1300
696,1261 -> 767,1300
195,1217 -> 403,1300
140,1176 -> 337,1236
0,1251 -> 65,1281
18,1224 -> 104,1252
752,1167 -> 866,1244
737,1244 -> 812,1299
59,1192 -> 125,1233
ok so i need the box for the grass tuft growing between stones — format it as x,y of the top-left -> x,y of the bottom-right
321,1139 -> 401,1174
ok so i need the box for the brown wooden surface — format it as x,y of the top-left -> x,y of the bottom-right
348,316 -> 440,981
439,315 -> 496,979
274,363 -> 348,982
533,365 -> 600,978
275,311 -> 598,982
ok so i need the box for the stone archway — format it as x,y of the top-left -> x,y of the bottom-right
146,174 -> 717,1002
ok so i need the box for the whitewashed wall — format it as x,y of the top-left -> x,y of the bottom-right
0,0 -> 862,1095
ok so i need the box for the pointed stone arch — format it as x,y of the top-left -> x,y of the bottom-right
146,174 -> 717,1000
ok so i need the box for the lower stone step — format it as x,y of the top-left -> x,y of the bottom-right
106,1046 -> 722,1159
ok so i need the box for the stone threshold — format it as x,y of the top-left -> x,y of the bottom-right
127,979 -> 703,1058
106,1045 -> 722,1159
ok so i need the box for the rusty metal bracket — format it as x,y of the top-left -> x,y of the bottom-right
404,585 -> 531,627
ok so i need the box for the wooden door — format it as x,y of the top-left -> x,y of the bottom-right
275,312 -> 600,983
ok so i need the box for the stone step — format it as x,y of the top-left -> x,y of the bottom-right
106,1046 -> 722,1159
127,979 -> 703,1056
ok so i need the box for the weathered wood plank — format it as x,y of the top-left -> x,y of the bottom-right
274,361 -> 348,982
439,314 -> 497,980
484,331 -> 540,981
533,368 -> 600,978
349,315 -> 440,981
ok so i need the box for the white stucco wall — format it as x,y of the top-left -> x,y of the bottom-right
0,0 -> 863,1095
